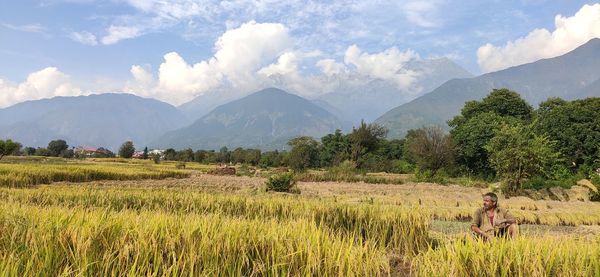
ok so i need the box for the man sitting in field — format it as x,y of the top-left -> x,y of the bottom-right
471,192 -> 518,240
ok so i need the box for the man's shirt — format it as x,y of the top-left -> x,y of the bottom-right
471,206 -> 515,235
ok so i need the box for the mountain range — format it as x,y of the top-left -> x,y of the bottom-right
375,38 -> 600,138
1,39 -> 598,151
0,93 -> 188,150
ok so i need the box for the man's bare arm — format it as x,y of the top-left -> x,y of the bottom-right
471,225 -> 491,239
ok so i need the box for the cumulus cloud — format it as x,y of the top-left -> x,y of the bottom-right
0,67 -> 83,108
125,21 -> 292,105
258,52 -> 299,77
316,59 -> 347,77
69,31 -> 98,45
101,25 -> 142,45
344,45 -> 420,88
477,3 -> 600,72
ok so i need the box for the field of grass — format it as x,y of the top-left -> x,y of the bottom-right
1,157 -> 599,275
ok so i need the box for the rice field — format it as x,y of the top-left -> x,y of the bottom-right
1,158 -> 599,275
0,163 -> 190,187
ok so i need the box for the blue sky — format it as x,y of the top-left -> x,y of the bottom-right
1,0 -> 599,107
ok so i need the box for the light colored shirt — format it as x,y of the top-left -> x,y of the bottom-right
471,206 -> 515,235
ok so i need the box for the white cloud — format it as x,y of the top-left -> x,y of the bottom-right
316,59 -> 347,77
69,31 -> 98,45
403,1 -> 441,28
2,23 -> 47,33
101,25 -> 142,45
477,3 -> 600,72
0,67 -> 83,108
258,52 -> 299,77
344,45 -> 420,88
125,21 -> 292,105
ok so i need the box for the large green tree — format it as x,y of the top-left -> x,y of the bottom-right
47,139 -> 68,157
320,129 -> 350,167
0,139 -> 21,160
348,121 -> 388,168
485,124 -> 558,192
118,141 -> 135,158
287,136 -> 319,171
534,97 -> 600,170
449,89 -> 533,175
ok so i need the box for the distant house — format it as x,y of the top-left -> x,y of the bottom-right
149,149 -> 165,156
74,146 -> 114,157
132,151 -> 145,159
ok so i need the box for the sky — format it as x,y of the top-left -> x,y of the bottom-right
1,0 -> 599,108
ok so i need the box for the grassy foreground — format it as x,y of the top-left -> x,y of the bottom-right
0,158 -> 599,275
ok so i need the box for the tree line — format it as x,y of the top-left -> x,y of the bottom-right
2,88 -> 598,192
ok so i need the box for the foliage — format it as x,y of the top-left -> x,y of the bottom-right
405,126 -> 454,175
259,150 -> 283,168
449,89 -> 533,175
287,136 -> 319,171
590,174 -> 600,202
0,139 -> 21,160
319,129 -> 350,167
534,97 -> 600,170
118,141 -> 135,158
348,121 -> 388,167
150,153 -> 161,164
485,124 -> 559,192
265,172 -> 298,193
142,147 -> 149,159
47,139 -> 69,157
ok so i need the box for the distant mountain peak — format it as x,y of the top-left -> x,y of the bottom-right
152,88 -> 342,150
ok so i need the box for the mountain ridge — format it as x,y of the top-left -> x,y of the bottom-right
375,38 -> 600,138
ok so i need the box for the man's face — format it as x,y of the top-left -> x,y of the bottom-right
483,196 -> 495,210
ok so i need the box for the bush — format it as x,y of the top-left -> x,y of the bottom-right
590,174 -> 600,202
522,176 -> 575,190
391,159 -> 415,174
265,172 -> 299,193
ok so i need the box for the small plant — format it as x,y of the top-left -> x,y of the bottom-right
265,172 -> 299,193
150,154 -> 161,164
175,162 -> 186,169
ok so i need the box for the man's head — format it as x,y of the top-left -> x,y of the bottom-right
483,192 -> 498,210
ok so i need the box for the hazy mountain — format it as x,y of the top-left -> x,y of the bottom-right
316,57 -> 473,124
376,38 -> 600,138
177,88 -> 246,121
177,57 -> 472,125
152,88 -> 343,150
0,93 -> 189,150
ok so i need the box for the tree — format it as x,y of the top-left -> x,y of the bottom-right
244,149 -> 261,166
405,126 -> 454,175
348,121 -> 388,167
534,97 -> 600,170
142,147 -> 149,160
259,150 -> 283,168
287,136 -> 319,171
485,124 -> 558,192
118,141 -> 135,158
0,139 -> 21,160
47,139 -> 68,157
23,147 -> 36,156
320,129 -> 350,167
163,148 -> 177,160
449,89 -> 532,175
